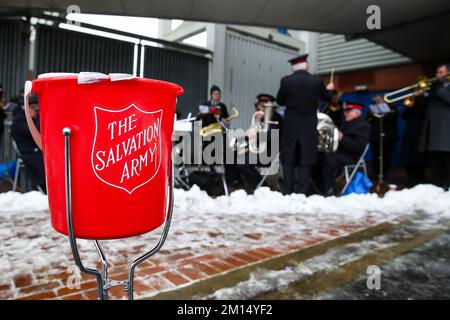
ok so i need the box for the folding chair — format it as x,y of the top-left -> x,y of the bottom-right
340,144 -> 370,195
11,140 -> 27,192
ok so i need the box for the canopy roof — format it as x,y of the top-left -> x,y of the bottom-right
1,0 -> 449,62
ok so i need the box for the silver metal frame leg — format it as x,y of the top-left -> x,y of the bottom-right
221,173 -> 229,197
13,158 -> 21,192
63,127 -> 174,300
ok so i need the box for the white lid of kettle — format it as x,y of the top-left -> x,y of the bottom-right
38,72 -> 78,79
37,72 -> 135,84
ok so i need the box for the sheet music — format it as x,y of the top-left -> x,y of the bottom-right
369,103 -> 391,114
198,105 -> 210,114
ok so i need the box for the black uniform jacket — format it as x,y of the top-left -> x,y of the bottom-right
337,117 -> 371,163
11,107 -> 40,154
419,80 -> 450,152
276,69 -> 333,165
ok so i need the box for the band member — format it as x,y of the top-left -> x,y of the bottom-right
198,85 -> 229,127
11,95 -> 46,193
323,102 -> 371,195
321,90 -> 344,127
419,63 -> 450,189
276,54 -> 334,194
367,95 -> 398,181
228,94 -> 282,193
400,95 -> 427,187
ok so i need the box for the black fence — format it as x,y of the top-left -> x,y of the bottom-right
1,19 -> 210,191
144,46 -> 209,117
35,24 -> 135,75
0,19 -> 29,101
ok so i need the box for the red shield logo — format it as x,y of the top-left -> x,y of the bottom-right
91,103 -> 163,194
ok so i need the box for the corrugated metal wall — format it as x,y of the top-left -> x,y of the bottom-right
316,33 -> 411,74
35,25 -> 134,75
143,45 -> 209,117
224,31 -> 298,129
0,19 -> 29,100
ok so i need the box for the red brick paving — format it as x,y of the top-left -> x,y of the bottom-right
162,271 -> 190,286
1,222 -> 371,300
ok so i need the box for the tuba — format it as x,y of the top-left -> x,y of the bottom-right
317,112 -> 339,153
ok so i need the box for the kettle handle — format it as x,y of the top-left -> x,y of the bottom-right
24,81 -> 43,150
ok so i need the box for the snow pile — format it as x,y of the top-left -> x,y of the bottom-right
1,184 -> 449,219
173,184 -> 450,219
0,191 -> 49,213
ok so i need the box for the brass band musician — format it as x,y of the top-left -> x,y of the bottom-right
276,54 -> 335,195
197,85 -> 229,127
228,94 -> 282,193
418,63 -> 450,189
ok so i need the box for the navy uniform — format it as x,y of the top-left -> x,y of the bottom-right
276,54 -> 333,194
419,68 -> 450,189
11,95 -> 46,193
323,103 -> 371,194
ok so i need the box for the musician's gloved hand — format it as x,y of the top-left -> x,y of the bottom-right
326,82 -> 335,90
255,112 -> 264,121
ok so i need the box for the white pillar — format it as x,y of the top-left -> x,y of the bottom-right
158,19 -> 172,38
206,23 -> 226,98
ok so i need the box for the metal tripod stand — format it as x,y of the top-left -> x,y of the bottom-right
62,127 -> 174,300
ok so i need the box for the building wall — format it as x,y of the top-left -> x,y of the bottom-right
314,33 -> 412,75
322,63 -> 436,92
223,30 -> 298,130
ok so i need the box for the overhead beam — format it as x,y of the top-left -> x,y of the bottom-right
162,21 -> 207,42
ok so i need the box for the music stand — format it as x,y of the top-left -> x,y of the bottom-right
369,103 -> 391,192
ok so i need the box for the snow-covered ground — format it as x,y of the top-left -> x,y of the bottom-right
1,185 -> 450,282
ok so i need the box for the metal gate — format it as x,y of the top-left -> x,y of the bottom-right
34,25 -> 209,117
35,24 -> 135,75
1,21 -> 210,172
0,19 -> 29,101
143,45 -> 209,117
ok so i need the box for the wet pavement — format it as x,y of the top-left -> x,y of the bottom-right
316,231 -> 450,299
205,218 -> 450,300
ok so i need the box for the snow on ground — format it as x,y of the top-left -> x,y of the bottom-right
1,184 -> 449,280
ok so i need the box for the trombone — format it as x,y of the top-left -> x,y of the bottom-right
384,74 -> 450,107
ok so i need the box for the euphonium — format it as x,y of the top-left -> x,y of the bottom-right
199,106 -> 240,137
247,103 -> 278,153
229,103 -> 278,154
317,112 -> 339,153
